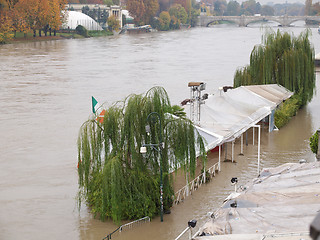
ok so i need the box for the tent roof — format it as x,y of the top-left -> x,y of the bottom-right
194,162 -> 320,239
242,84 -> 293,106
62,11 -> 103,31
189,84 -> 293,151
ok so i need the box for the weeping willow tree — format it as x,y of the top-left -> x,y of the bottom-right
77,87 -> 206,223
234,29 -> 315,106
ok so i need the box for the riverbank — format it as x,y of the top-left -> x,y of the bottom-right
2,30 -> 113,44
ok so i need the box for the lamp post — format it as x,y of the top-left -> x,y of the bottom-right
140,112 -> 164,222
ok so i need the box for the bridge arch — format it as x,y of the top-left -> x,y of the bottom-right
198,15 -> 320,27
206,19 -> 238,27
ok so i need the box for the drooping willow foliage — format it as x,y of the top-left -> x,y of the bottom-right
77,87 -> 206,223
234,29 -> 315,106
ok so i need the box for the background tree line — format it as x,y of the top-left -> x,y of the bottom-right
0,0 -> 67,43
67,0 -> 119,6
125,0 -> 200,30
233,29 -> 315,128
124,0 -> 320,30
197,0 -> 320,17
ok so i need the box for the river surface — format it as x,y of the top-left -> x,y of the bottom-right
0,23 -> 320,240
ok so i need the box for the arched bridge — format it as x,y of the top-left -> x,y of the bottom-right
198,15 -> 320,27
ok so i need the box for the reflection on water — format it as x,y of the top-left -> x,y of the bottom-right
0,26 -> 319,240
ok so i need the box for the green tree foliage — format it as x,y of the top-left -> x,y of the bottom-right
312,2 -> 320,15
225,0 -> 240,16
76,24 -> 88,36
234,29 -> 315,128
274,94 -> 301,128
0,0 -> 66,40
159,11 -> 171,30
234,29 -> 315,104
213,0 -> 227,16
305,0 -> 312,15
107,15 -> 120,31
103,0 -> 113,5
240,0 -> 260,15
189,7 -> 199,27
261,5 -> 274,16
77,87 -> 206,222
0,3 -> 13,43
127,0 -> 159,25
310,131 -> 319,154
174,0 -> 191,17
169,4 -> 188,24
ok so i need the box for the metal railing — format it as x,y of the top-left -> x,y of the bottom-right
174,162 -> 219,204
102,216 -> 150,240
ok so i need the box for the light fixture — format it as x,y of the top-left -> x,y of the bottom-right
140,146 -> 147,154
188,219 -> 197,228
231,177 -> 238,184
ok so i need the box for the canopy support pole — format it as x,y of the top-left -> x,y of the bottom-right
253,127 -> 255,145
258,125 -> 261,175
240,134 -> 244,155
254,125 -> 261,175
232,141 -> 234,163
225,143 -> 228,160
218,145 -> 221,171
246,131 -> 248,146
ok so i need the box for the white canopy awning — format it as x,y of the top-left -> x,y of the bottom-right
189,84 -> 293,151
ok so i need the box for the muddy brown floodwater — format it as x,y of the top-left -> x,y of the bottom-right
0,23 -> 319,240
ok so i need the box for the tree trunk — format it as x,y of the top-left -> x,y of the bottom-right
39,30 -> 41,37
54,30 -> 56,36
33,30 -> 36,37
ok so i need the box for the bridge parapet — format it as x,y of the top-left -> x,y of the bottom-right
198,15 -> 320,27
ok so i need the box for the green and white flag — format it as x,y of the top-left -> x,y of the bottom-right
92,96 -> 98,114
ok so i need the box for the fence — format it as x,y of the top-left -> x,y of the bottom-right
102,216 -> 150,240
174,162 -> 219,205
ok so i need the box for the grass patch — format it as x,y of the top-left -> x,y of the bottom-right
88,30 -> 113,37
5,29 -> 113,43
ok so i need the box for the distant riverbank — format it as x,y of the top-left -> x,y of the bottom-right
3,30 -> 113,44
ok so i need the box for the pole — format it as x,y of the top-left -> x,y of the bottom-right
257,125 -> 261,175
253,127 -> 255,146
218,145 -> 221,171
147,112 -> 164,222
246,131 -> 248,146
240,134 -> 243,155
232,141 -> 234,163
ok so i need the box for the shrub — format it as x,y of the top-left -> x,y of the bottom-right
75,25 -> 89,37
107,15 -> 120,31
310,131 -> 319,154
274,94 -> 302,129
159,11 -> 171,31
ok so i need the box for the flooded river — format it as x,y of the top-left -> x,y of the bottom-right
0,24 -> 320,240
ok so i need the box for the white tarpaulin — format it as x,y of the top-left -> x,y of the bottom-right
194,162 -> 320,240
62,11 -> 103,31
189,84 -> 293,151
